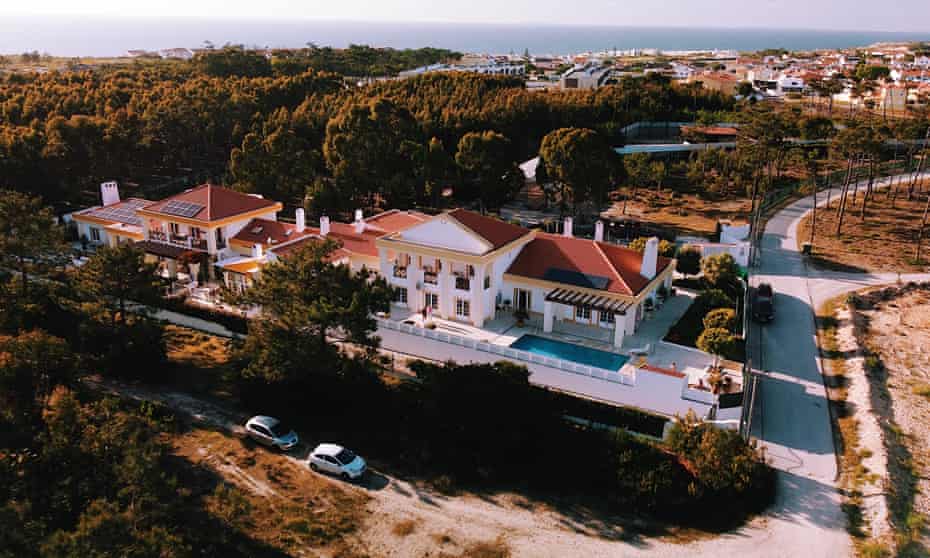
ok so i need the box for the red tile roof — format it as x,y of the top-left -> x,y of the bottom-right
230,218 -> 314,247
143,184 -> 279,223
363,209 -> 430,233
505,233 -> 671,296
269,222 -> 382,259
448,209 -> 531,250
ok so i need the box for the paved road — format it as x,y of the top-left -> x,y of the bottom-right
745,173 -> 930,558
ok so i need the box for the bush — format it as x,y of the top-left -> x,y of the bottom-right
629,237 -> 676,257
694,289 -> 734,313
676,246 -> 702,277
697,327 -> 739,361
703,308 -> 737,332
666,412 -> 774,512
701,252 -> 740,290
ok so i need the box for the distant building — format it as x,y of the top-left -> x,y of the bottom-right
160,48 -> 193,60
398,61 -> 525,79
127,50 -> 160,59
559,64 -> 612,90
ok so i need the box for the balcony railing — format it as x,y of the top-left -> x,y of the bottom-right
393,266 -> 408,279
455,276 -> 471,291
423,271 -> 438,285
148,230 -> 208,251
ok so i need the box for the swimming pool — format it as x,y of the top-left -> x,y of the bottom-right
509,335 -> 630,371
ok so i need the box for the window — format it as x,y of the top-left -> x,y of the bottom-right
190,226 -> 202,239
456,298 -> 470,318
169,222 -> 180,235
394,287 -> 408,304
89,227 -> 101,242
215,227 -> 226,248
484,275 -> 491,290
425,293 -> 439,310
600,311 -> 615,324
575,305 -> 591,320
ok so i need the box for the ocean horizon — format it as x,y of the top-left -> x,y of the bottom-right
1,15 -> 929,58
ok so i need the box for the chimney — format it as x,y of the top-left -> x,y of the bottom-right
594,220 -> 605,242
562,217 -> 573,238
100,181 -> 120,207
354,209 -> 365,234
252,243 -> 263,258
295,208 -> 306,233
640,237 -> 659,280
319,216 -> 330,237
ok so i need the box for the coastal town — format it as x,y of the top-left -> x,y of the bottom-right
2,13 -> 930,558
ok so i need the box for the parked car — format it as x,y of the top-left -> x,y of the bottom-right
752,283 -> 775,323
244,416 -> 299,451
308,444 -> 367,481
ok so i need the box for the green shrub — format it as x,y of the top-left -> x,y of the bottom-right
676,246 -> 702,277
694,289 -> 734,313
701,252 -> 740,291
703,308 -> 737,332
697,327 -> 738,361
629,237 -> 676,257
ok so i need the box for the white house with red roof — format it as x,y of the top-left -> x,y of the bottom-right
376,211 -> 674,348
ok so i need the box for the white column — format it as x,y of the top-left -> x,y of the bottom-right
206,227 -> 218,255
613,314 -> 625,347
624,305 -> 637,335
439,259 -> 453,319
543,301 -> 554,333
471,264 -> 485,327
378,249 -> 390,280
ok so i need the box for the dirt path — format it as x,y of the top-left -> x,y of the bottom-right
86,376 -> 781,557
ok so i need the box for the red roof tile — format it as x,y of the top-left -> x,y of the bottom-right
230,218 -> 314,247
448,209 -> 531,250
143,184 -> 279,223
363,209 -> 430,233
505,233 -> 671,296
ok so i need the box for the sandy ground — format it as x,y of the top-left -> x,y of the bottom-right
833,303 -> 891,541
858,286 -> 930,551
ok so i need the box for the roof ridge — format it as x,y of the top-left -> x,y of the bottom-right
592,240 -> 632,295
206,183 -> 212,221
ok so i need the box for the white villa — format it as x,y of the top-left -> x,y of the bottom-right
376,209 -> 674,349
72,182 -> 744,427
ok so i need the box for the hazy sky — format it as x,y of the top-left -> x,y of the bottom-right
3,0 -> 930,32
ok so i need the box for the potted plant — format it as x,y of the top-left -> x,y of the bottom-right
514,308 -> 528,327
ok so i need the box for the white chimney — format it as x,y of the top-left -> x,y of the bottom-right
252,243 -> 263,258
562,217 -> 573,238
594,220 -> 605,242
641,237 -> 659,280
295,208 -> 306,233
100,181 -> 120,207
354,209 -> 365,234
319,216 -> 330,237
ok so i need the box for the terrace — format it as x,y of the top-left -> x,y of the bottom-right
376,291 -> 740,421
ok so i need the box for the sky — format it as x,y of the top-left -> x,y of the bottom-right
3,0 -> 930,32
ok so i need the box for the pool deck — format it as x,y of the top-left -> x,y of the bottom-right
378,292 -> 742,420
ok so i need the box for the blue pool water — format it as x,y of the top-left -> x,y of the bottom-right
510,335 -> 629,371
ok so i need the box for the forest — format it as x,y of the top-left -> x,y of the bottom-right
0,47 -> 733,216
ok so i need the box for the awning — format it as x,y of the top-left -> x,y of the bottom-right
545,288 -> 632,315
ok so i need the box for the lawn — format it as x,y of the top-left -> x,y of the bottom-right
797,183 -> 930,273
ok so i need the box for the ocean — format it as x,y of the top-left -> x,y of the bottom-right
1,15 -> 928,58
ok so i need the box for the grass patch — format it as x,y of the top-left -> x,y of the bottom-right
163,325 -> 237,398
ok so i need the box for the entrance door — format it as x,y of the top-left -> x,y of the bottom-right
514,289 -> 532,312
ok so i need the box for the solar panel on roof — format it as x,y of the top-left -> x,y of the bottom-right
543,268 -> 610,290
160,200 -> 204,218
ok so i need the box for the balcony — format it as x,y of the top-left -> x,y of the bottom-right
423,271 -> 438,285
393,266 -> 408,279
454,276 -> 471,291
148,230 -> 208,251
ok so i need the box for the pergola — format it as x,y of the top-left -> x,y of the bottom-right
544,288 -> 632,315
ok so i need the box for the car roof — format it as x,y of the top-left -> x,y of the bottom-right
249,415 -> 280,429
313,443 -> 346,456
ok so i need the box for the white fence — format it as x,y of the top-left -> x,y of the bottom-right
377,318 -> 636,387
